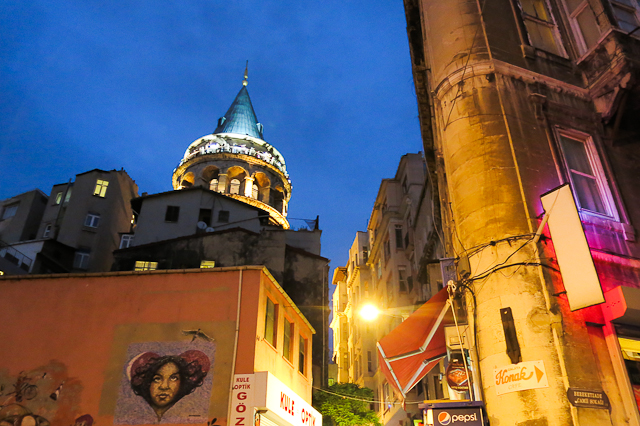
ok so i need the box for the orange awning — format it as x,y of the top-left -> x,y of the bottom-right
377,288 -> 453,398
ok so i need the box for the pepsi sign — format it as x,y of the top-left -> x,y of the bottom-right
432,407 -> 483,426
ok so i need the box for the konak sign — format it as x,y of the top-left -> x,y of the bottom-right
494,360 -> 549,396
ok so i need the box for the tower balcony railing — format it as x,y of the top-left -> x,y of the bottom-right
0,240 -> 33,272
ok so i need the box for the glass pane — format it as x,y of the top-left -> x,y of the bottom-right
524,20 -> 561,55
559,136 -> 594,175
613,5 -> 640,32
521,0 -> 550,20
572,173 -> 606,214
577,7 -> 600,49
565,0 -> 584,13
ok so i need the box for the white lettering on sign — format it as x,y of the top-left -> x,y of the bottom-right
494,360 -> 549,395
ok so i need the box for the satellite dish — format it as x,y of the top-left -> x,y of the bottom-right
206,227 -> 215,232
197,221 -> 208,230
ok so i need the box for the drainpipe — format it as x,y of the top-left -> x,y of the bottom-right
227,268 -> 244,423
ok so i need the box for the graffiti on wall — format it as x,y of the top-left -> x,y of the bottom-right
0,362 -> 92,426
113,341 -> 216,424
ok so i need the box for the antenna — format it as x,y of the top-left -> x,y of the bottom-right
197,221 -> 208,230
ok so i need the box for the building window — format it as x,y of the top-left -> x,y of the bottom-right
200,260 -> 215,268
299,336 -> 308,375
611,0 -> 640,32
518,0 -> 566,56
94,179 -> 109,197
210,179 -> 219,192
120,234 -> 134,249
1,203 -> 18,220
73,249 -> 90,270
264,297 -> 277,347
134,261 -> 158,271
165,206 -> 180,222
367,351 -> 373,372
54,192 -> 63,205
218,210 -> 229,223
230,179 -> 241,195
395,225 -> 403,249
563,0 -> 601,54
43,224 -> 52,239
377,259 -> 382,279
398,266 -> 408,292
557,130 -> 617,218
363,247 -> 369,263
283,319 -> 294,362
84,213 -> 100,228
252,184 -> 259,199
384,238 -> 390,263
64,188 -> 72,203
199,208 -> 212,226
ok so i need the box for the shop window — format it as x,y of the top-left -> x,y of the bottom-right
134,261 -> 158,271
563,0 -> 601,54
264,297 -> 277,347
165,206 -> 180,223
611,0 -> 640,32
283,319 -> 294,362
556,129 -> 617,218
84,213 -> 100,228
619,337 -> 640,410
120,234 -> 134,249
94,179 -> 109,197
299,336 -> 308,375
518,0 -> 566,56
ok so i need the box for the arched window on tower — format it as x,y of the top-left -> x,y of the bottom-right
252,184 -> 259,199
210,179 -> 219,192
230,179 -> 241,195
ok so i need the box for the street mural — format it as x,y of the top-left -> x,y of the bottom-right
0,362 -> 91,426
113,341 -> 216,424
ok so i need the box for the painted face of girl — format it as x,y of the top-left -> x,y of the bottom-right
150,362 -> 181,408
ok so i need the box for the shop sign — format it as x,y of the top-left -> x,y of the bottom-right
494,360 -> 548,395
567,388 -> 610,409
445,358 -> 470,392
261,372 -> 320,426
229,374 -> 256,426
430,407 -> 483,426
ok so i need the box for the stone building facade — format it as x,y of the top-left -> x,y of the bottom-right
403,0 -> 640,424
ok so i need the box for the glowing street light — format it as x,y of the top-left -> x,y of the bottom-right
359,304 -> 381,321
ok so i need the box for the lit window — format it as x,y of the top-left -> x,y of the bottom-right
210,179 -> 219,192
299,336 -> 308,375
165,206 -> 180,222
264,297 -> 277,346
562,0 -> 601,54
43,224 -> 52,239
557,130 -> 617,218
200,260 -> 216,268
54,192 -> 63,205
73,250 -> 90,270
611,0 -> 640,32
64,188 -> 72,203
283,320 -> 294,362
134,261 -> 158,271
1,204 -> 18,220
120,234 -> 134,249
518,0 -> 566,56
84,213 -> 100,228
94,180 -> 109,197
230,179 -> 241,195
252,184 -> 259,199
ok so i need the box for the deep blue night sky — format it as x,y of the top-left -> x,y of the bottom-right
0,1 -> 422,277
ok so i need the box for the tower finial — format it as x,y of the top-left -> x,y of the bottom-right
243,60 -> 248,86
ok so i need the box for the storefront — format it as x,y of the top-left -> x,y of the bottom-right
228,372 -> 321,426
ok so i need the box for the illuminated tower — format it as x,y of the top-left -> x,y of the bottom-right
172,67 -> 292,229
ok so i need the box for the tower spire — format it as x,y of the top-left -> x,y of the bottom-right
243,60 -> 248,87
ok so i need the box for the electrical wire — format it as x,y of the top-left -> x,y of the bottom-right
311,386 -> 425,405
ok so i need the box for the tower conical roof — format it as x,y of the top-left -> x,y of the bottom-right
213,86 -> 263,139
